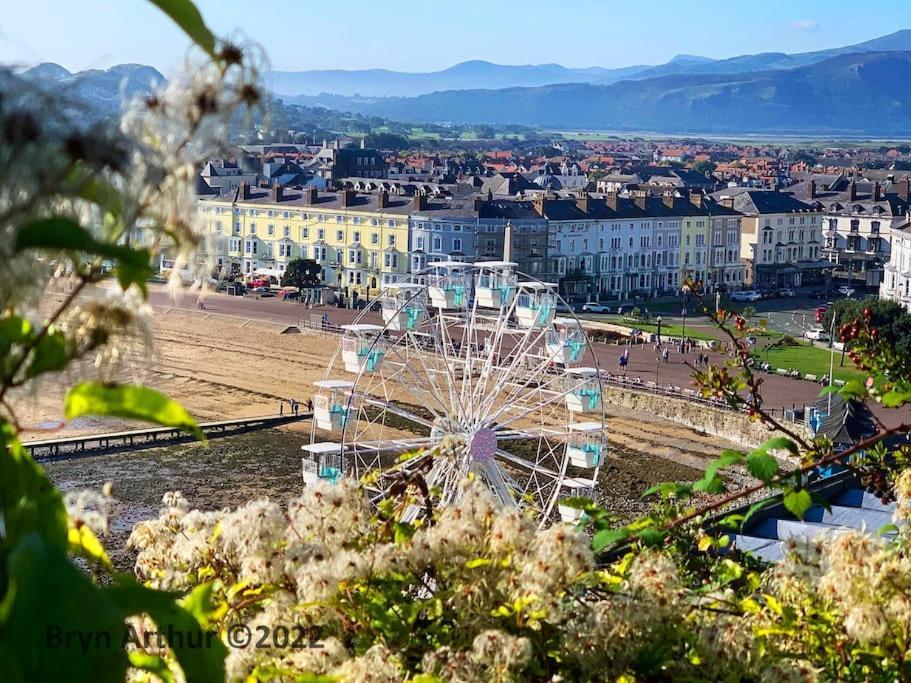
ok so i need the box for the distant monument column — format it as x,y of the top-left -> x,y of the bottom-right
503,221 -> 513,263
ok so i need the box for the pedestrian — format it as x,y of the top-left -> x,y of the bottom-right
663,348 -> 669,364
279,401 -> 284,416
291,399 -> 298,415
307,398 -> 314,412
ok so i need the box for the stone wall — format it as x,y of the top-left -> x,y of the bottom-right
603,385 -> 811,449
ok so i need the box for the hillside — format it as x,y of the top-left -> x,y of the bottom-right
266,29 -> 911,97
20,63 -> 164,114
266,60 -> 650,98
292,51 -> 911,135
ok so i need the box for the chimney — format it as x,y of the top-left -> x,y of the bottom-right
534,192 -> 546,217
473,195 -> 484,212
412,192 -> 427,212
240,181 -> 251,201
632,189 -> 647,211
689,190 -> 703,208
270,183 -> 284,202
849,181 -> 858,201
662,191 -> 676,209
809,179 -> 817,199
377,190 -> 388,209
576,189 -> 590,213
873,181 -> 882,202
340,189 -> 354,208
898,178 -> 911,203
302,186 -> 318,205
606,191 -> 619,210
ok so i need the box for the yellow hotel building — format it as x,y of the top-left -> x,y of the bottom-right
196,184 -> 412,302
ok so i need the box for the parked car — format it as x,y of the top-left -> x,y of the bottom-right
252,286 -> 270,293
730,290 -> 762,302
555,302 -> 575,314
581,302 -> 610,313
837,285 -> 856,297
809,289 -> 830,300
758,289 -> 778,300
816,304 -> 828,314
776,288 -> 797,298
805,327 -> 830,342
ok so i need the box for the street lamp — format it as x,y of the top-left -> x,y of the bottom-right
656,316 -> 663,384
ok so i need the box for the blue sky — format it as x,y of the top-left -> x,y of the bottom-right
2,0 -> 909,74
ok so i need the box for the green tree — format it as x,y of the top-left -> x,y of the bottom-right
825,296 -> 911,357
280,258 -> 322,289
691,159 -> 717,175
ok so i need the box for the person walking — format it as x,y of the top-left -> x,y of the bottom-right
307,398 -> 314,413
663,347 -> 669,364
279,401 -> 284,416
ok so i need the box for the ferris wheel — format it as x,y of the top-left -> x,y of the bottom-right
304,261 -> 607,526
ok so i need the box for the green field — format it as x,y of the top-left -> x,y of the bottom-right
755,340 -> 862,382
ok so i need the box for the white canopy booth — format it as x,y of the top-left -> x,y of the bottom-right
312,379 -> 354,431
341,324 -> 386,374
301,442 -> 344,485
545,317 -> 586,365
473,261 -> 518,309
557,477 -> 597,522
566,421 -> 605,468
514,282 -> 557,328
426,261 -> 472,309
564,367 -> 603,414
381,283 -> 427,331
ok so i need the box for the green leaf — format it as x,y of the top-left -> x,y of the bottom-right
25,327 -> 68,379
0,426 -> 68,549
107,579 -> 226,682
746,452 -> 779,483
0,316 -> 33,356
757,437 -> 799,457
638,527 -> 667,548
741,499 -> 773,529
641,482 -> 693,500
14,218 -> 152,293
879,523 -> 900,537
782,488 -> 813,520
65,382 -> 204,441
127,653 -> 175,683
882,390 -> 911,408
1,533 -> 129,682
693,451 -> 744,494
592,527 -> 630,553
836,379 -> 868,400
149,0 -> 218,58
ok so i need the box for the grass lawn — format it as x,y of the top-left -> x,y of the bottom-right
756,341 -> 862,383
582,315 -> 717,341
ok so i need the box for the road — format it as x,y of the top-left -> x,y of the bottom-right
146,285 -> 843,415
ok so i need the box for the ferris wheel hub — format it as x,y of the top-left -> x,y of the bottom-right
470,428 -> 498,463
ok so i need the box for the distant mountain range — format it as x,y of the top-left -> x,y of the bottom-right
289,50 -> 911,135
268,29 -> 911,97
19,62 -> 164,114
14,30 -> 911,135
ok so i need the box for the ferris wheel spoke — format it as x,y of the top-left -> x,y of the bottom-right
475,459 -> 520,509
474,325 -> 549,421
494,447 -> 561,478
382,344 -> 450,419
480,334 -> 563,425
492,373 -> 587,430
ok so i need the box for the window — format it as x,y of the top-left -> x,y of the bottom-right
433,236 -> 442,252
215,221 -> 223,234
249,223 -> 256,235
336,230 -> 344,241
388,234 -> 396,247
416,236 -> 424,250
233,221 -> 241,234
388,220 -> 396,227
283,226 -> 290,237
353,231 -> 361,243
336,215 -> 343,223
300,227 -> 309,239
353,217 -> 361,225
318,228 -> 325,240
268,224 -> 275,236
371,233 -> 379,245
453,238 -> 462,252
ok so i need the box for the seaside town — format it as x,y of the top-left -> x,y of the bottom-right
9,1 -> 911,681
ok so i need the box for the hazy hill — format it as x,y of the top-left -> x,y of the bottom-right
266,60 -> 652,98
293,51 -> 911,135
267,29 -> 911,97
20,63 -> 164,113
